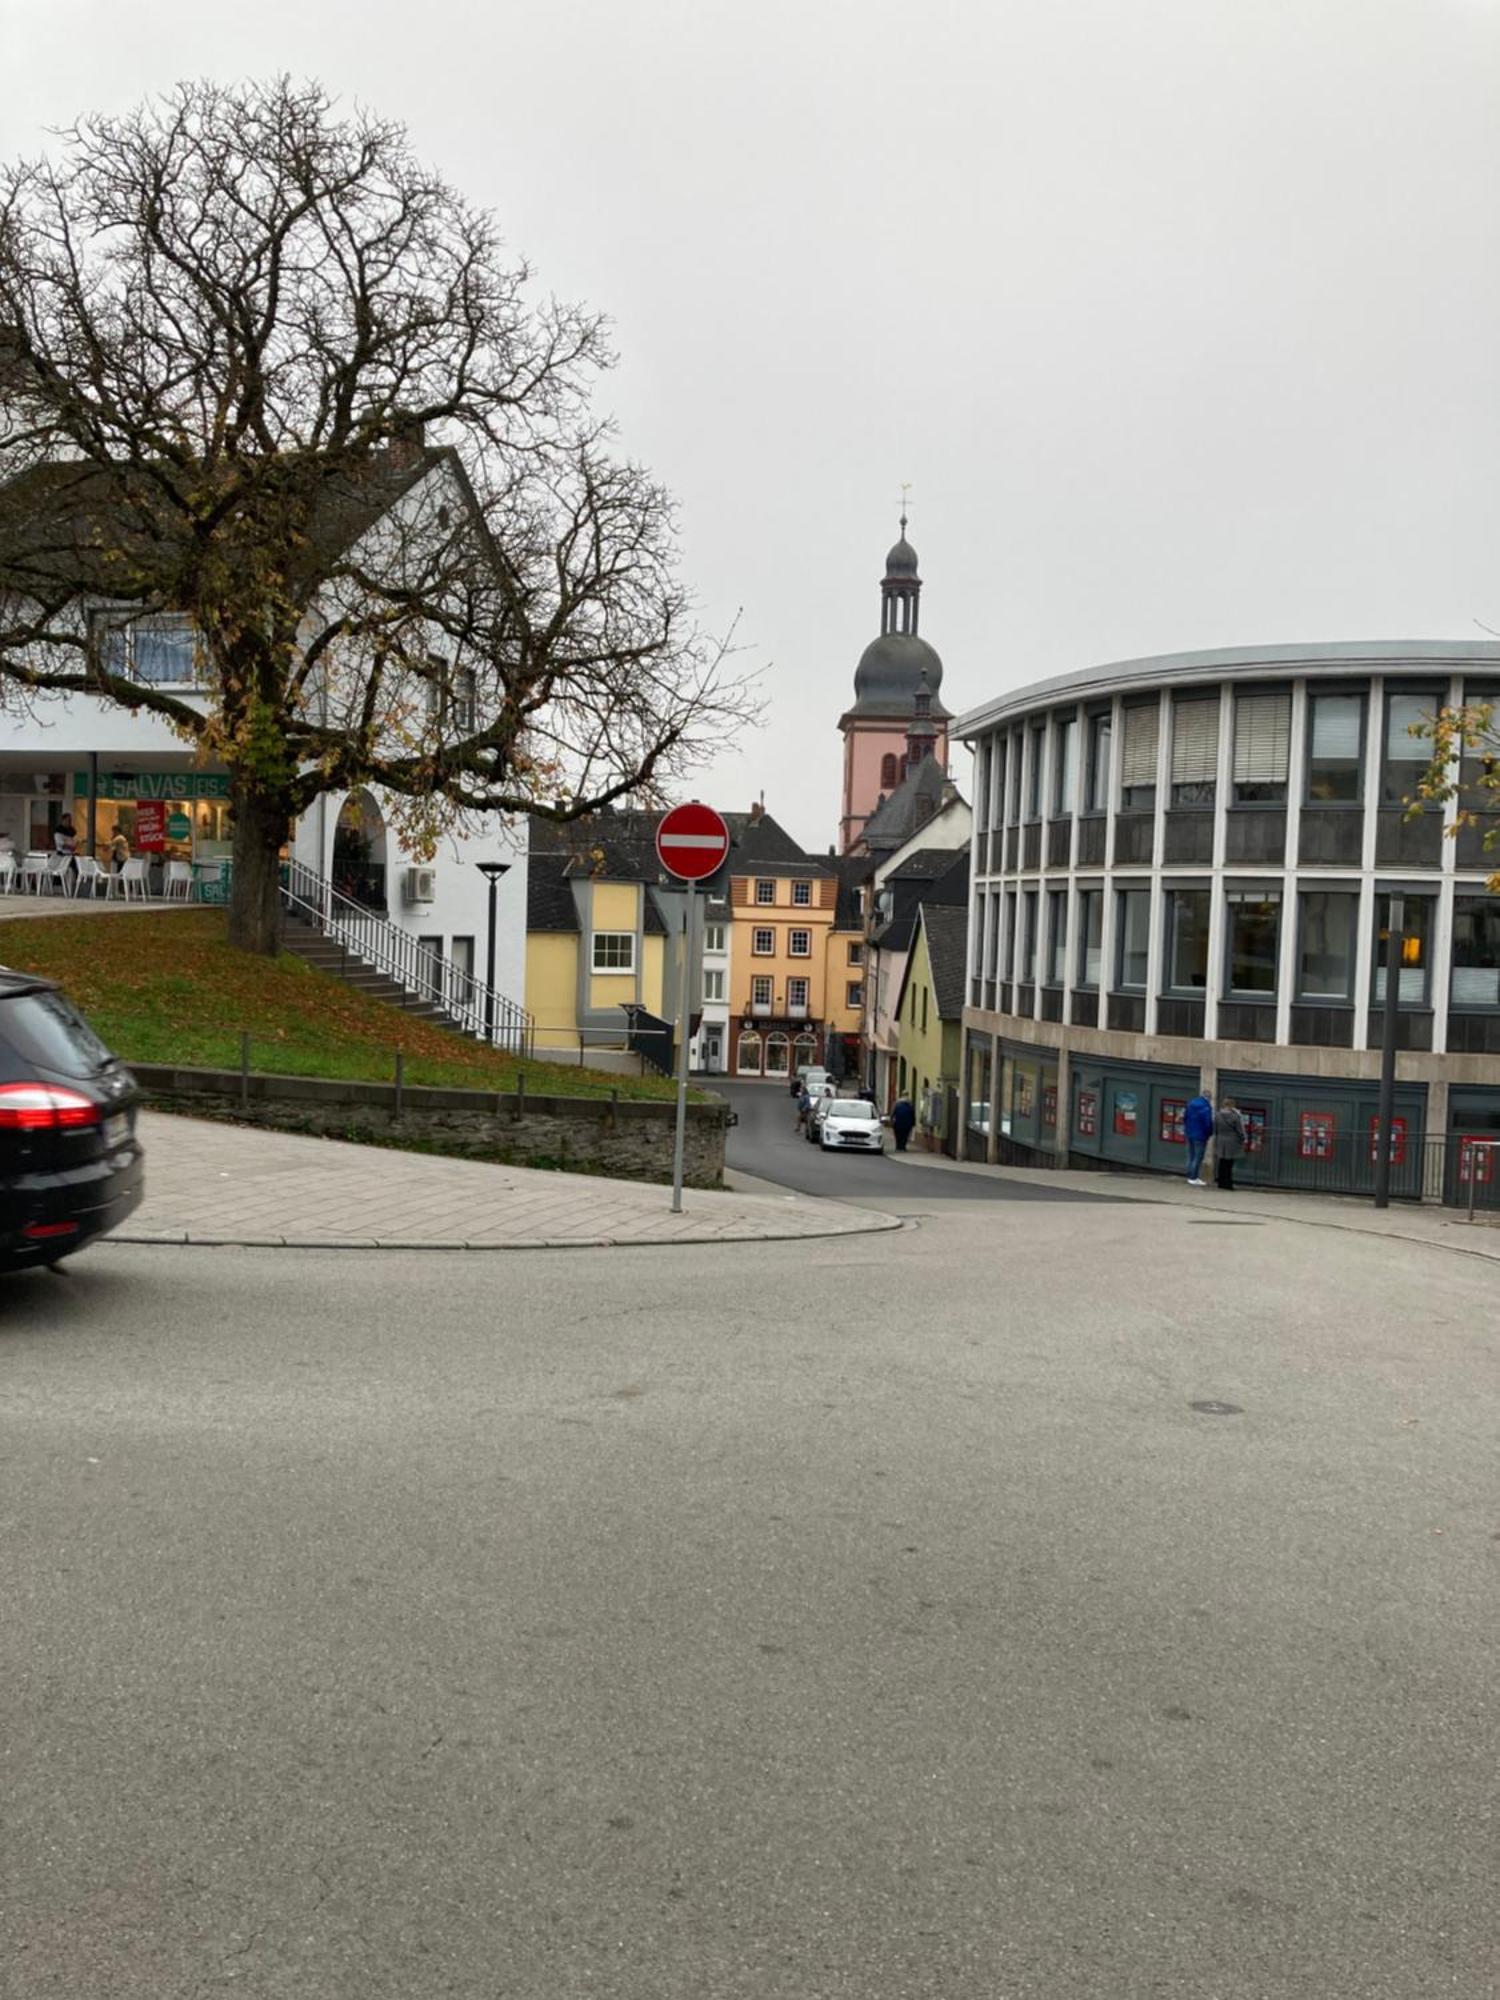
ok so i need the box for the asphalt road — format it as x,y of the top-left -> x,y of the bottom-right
720,1078 -> 1118,1205
1,1197 -> 1495,1997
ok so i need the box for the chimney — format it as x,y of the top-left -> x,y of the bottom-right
384,415 -> 427,469
748,799 -> 765,824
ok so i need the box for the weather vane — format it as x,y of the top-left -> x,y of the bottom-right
899,481 -> 911,534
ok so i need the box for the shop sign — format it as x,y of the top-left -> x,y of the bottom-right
166,811 -> 192,841
75,771 -> 231,801
198,862 -> 232,905
1159,1098 -> 1186,1144
1298,1110 -> 1335,1160
135,800 -> 168,852
1113,1089 -> 1139,1138
1368,1115 -> 1407,1167
1075,1089 -> 1098,1138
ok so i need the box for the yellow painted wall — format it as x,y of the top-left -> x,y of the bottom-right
525,933 -> 580,1032
822,928 -> 865,1034
642,934 -> 667,1017
591,882 -> 638,929
894,923 -> 962,1106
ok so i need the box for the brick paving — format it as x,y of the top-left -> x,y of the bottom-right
120,1111 -> 901,1250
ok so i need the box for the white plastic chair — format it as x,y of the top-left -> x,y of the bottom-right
164,859 -> 195,902
117,857 -> 151,902
21,852 -> 48,894
0,855 -> 15,896
46,853 -> 76,896
73,855 -> 104,899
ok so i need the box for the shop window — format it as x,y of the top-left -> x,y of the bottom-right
591,931 -> 636,973
752,927 -> 775,955
1372,893 -> 1434,1006
1232,690 -> 1291,804
1075,888 -> 1102,987
788,928 -> 812,957
1165,887 -> 1211,992
1296,891 -> 1359,1001
1224,891 -> 1281,996
1381,692 -> 1437,807
755,879 -> 776,904
1052,715 -> 1077,816
1119,703 -> 1159,811
1170,697 -> 1219,807
1085,712 -> 1112,812
1116,888 -> 1151,990
1306,693 -> 1364,803
1045,889 -> 1068,985
737,1031 -> 763,1074
765,1033 -> 791,1076
1451,896 -> 1500,1007
792,880 -> 812,906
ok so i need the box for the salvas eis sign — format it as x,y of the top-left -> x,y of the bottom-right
74,771 -> 230,801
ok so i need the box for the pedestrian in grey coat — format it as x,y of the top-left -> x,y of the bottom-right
1214,1099 -> 1248,1190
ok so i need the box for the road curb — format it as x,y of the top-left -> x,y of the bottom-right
109,1216 -> 905,1253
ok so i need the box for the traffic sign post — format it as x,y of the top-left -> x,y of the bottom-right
654,803 -> 730,1213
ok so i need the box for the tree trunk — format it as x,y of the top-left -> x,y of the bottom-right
227,784 -> 292,955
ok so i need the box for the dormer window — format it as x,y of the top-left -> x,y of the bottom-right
96,611 -> 203,687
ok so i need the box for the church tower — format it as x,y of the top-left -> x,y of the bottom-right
837,516 -> 951,852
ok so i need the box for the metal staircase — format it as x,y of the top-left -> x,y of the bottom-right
279,858 -> 534,1057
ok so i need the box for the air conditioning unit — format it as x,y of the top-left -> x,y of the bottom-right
404,865 -> 437,905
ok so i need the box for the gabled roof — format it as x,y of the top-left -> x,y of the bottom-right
526,855 -> 579,933
860,753 -> 961,852
918,904 -> 969,1019
883,844 -> 967,884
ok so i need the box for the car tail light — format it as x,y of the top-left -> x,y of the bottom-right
0,1083 -> 101,1131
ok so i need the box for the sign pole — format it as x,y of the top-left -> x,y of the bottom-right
670,879 -> 694,1214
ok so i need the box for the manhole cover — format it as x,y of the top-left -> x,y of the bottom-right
1189,1399 -> 1244,1416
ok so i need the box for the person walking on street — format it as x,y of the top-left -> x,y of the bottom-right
1214,1098 -> 1248,1190
1183,1090 -> 1214,1186
890,1093 -> 916,1153
794,1084 -> 813,1135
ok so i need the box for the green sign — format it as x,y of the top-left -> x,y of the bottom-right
74,771 -> 231,801
166,812 -> 192,841
197,862 -> 232,906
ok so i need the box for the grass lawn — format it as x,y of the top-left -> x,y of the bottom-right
0,908 -> 683,1101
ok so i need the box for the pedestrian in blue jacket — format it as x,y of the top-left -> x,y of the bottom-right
1183,1091 -> 1214,1186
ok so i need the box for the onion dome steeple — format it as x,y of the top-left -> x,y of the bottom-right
849,509 -> 948,719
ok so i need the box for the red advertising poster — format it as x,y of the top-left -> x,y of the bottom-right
1458,1135 -> 1496,1185
1159,1098 -> 1186,1144
1042,1084 -> 1057,1129
134,799 -> 167,852
1113,1090 -> 1139,1138
1076,1090 -> 1098,1138
1368,1116 -> 1407,1167
1298,1110 -> 1335,1160
1241,1106 -> 1268,1154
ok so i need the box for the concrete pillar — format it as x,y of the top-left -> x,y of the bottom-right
1424,1078 -> 1450,1204
986,1031 -> 1002,1165
1053,1042 -> 1071,1165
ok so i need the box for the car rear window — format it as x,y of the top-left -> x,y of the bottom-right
0,988 -> 114,1079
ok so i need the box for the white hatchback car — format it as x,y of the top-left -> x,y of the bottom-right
818,1098 -> 885,1154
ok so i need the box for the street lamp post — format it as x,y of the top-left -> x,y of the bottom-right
1373,892 -> 1404,1210
476,861 -> 510,1047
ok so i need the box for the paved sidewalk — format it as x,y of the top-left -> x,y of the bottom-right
120,1111 -> 901,1250
0,893 -> 168,922
888,1140 -> 1500,1264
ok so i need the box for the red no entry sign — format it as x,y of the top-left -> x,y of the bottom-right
655,800 -> 730,882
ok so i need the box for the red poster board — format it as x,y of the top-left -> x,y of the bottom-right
1368,1115 -> 1407,1167
1159,1098 -> 1186,1144
1298,1110 -> 1335,1160
1241,1106 -> 1268,1154
1076,1090 -> 1098,1138
1458,1136 -> 1496,1185
1042,1084 -> 1057,1130
134,800 -> 167,852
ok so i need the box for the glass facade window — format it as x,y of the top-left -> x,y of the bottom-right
1232,690 -> 1291,803
1085,713 -> 1112,812
1372,893 -> 1434,1006
1381,692 -> 1436,806
1306,693 -> 1363,802
1045,890 -> 1068,984
1165,888 -> 1211,991
1296,890 -> 1359,1001
1008,730 -> 1024,821
1170,697 -> 1219,807
1451,896 -> 1500,1008
1052,717 -> 1077,816
967,1042 -> 992,1135
1003,890 -> 1018,979
1021,890 -> 1038,981
1225,891 -> 1281,996
1076,889 -> 1102,987
1119,703 -> 1159,811
1026,724 -> 1045,819
1116,888 -> 1151,989
990,740 -> 1007,828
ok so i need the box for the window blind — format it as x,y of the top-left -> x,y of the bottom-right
1310,695 -> 1361,760
1233,692 -> 1291,784
1120,704 -> 1160,789
1385,694 -> 1429,761
1170,699 -> 1219,785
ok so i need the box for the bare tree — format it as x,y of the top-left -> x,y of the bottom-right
0,78 -> 751,951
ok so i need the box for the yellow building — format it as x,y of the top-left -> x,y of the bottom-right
726,816 -> 865,1080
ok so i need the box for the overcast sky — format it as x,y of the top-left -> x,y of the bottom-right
5,0 -> 1498,851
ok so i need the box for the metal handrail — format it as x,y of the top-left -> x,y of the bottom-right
280,856 -> 534,1058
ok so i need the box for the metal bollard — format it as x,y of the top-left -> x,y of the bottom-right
239,1031 -> 250,1114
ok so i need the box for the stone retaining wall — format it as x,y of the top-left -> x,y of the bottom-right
130,1064 -> 728,1188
